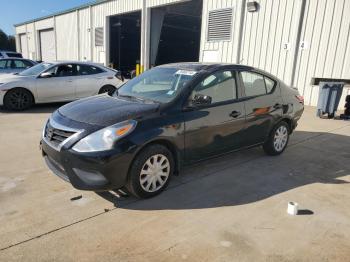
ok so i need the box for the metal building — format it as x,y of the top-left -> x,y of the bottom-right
14,0 -> 350,107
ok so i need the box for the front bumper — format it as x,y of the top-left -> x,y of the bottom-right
41,137 -> 136,191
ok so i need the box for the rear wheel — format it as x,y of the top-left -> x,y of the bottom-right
263,121 -> 290,156
98,85 -> 116,95
126,144 -> 174,198
4,88 -> 34,111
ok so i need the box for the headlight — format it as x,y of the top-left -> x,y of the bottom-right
72,120 -> 137,152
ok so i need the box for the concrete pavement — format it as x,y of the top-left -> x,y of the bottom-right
0,105 -> 349,261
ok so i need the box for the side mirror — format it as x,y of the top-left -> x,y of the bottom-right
115,71 -> 125,82
192,94 -> 212,106
40,72 -> 54,78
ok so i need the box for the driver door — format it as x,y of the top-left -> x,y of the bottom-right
184,70 -> 246,162
36,64 -> 77,103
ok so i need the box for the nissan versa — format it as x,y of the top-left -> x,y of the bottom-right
41,63 -> 304,198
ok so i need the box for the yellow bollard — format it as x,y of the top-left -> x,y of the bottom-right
140,65 -> 144,74
136,64 -> 140,76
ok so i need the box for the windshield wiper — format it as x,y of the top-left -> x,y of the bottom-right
118,94 -> 157,104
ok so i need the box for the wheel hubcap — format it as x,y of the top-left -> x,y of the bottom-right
139,154 -> 170,193
273,125 -> 288,152
9,91 -> 29,109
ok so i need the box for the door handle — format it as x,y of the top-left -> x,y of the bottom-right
67,80 -> 73,83
230,111 -> 241,118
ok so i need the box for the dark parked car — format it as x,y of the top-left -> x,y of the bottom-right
41,63 -> 304,198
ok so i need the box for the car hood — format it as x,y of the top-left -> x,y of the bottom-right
58,94 -> 160,126
0,74 -> 33,83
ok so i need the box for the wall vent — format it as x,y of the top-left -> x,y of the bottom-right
95,27 -> 104,46
207,8 -> 233,41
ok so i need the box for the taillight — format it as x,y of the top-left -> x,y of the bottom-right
295,95 -> 304,104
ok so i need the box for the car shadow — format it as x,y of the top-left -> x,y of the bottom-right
96,130 -> 350,210
0,102 -> 67,114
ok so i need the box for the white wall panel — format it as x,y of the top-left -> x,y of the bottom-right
34,18 -> 54,31
294,0 -> 350,107
55,12 -> 78,60
200,0 -> 243,64
78,8 -> 91,61
239,0 -> 303,85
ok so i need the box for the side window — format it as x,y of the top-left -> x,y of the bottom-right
240,71 -> 276,97
77,65 -> 104,75
265,77 -> 275,93
55,64 -> 76,77
192,71 -> 237,103
0,60 -> 8,69
13,60 -> 27,69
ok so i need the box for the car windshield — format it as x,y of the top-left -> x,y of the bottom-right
115,67 -> 197,103
19,63 -> 53,76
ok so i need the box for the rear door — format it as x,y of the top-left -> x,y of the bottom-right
75,64 -> 106,98
238,70 -> 283,146
184,69 -> 246,162
36,64 -> 77,102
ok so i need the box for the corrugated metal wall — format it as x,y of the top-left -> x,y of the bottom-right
55,12 -> 79,60
200,0 -> 350,107
78,8 -> 91,61
15,0 -> 350,107
294,0 -> 350,107
200,0 -> 244,64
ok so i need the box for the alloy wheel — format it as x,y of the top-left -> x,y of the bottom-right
8,90 -> 31,110
273,125 -> 288,152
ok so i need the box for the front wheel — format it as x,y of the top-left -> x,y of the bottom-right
126,144 -> 174,198
263,121 -> 290,156
4,88 -> 34,111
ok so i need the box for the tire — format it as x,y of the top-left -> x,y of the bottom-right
98,85 -> 116,95
263,121 -> 290,156
126,144 -> 174,198
4,88 -> 34,111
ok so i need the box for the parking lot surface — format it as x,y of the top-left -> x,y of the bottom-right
0,105 -> 349,261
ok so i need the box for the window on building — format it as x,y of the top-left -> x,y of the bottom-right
207,8 -> 233,41
95,27 -> 104,46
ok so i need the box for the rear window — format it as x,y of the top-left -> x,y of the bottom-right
77,64 -> 104,75
240,71 -> 276,97
6,53 -> 22,58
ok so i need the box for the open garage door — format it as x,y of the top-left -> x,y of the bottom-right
150,0 -> 202,67
19,34 -> 28,59
109,11 -> 141,78
39,29 -> 56,61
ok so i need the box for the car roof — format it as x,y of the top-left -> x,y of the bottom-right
0,57 -> 32,61
157,62 -> 255,72
45,61 -> 106,68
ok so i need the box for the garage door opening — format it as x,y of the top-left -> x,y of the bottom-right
150,0 -> 202,67
109,11 -> 141,78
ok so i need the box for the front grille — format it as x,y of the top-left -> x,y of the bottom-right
44,121 -> 76,149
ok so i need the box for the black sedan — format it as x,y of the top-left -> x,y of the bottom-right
41,63 -> 304,198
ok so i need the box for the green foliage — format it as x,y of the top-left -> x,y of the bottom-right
0,29 -> 16,51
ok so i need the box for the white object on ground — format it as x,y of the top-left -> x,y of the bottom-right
287,202 -> 299,215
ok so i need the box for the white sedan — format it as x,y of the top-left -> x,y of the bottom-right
0,61 -> 124,110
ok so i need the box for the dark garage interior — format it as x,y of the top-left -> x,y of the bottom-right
109,1 -> 202,76
109,11 -> 141,76
150,0 -> 203,67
